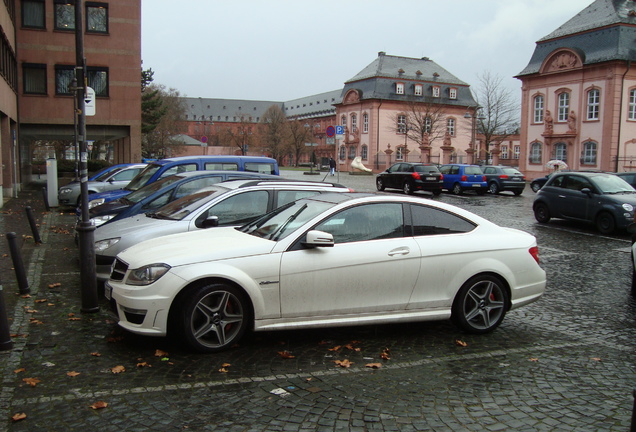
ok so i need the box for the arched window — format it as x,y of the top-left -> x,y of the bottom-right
361,145 -> 368,160
587,89 -> 600,120
554,142 -> 567,162
533,95 -> 544,123
558,92 -> 570,122
339,145 -> 346,160
582,141 -> 597,165
530,142 -> 542,164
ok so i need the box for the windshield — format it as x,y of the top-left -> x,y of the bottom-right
239,199 -> 334,241
152,186 -> 228,220
125,175 -> 183,204
125,164 -> 161,191
592,175 -> 636,194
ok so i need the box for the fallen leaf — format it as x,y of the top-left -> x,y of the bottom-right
89,401 -> 108,410
68,317 -> 81,321
334,359 -> 353,368
48,283 -> 61,288
111,365 -> 125,374
21,294 -> 31,298
328,345 -> 341,352
221,363 -> 231,368
278,351 -> 295,359
34,299 -> 47,303
380,348 -> 391,360
529,358 -> 539,362
365,363 -> 382,369
67,371 -> 80,377
91,352 -> 101,357
154,349 -> 169,357
23,377 -> 41,387
136,362 -> 152,368
218,368 -> 229,373
591,357 -> 602,361
455,340 -> 468,347
14,368 -> 25,374
11,413 -> 26,422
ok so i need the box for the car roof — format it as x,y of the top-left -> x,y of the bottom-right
163,170 -> 279,180
199,178 -> 350,191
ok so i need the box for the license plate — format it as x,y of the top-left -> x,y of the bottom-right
104,283 -> 112,300
425,177 -> 436,181
472,184 -> 481,187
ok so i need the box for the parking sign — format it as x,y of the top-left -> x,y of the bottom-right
335,125 -> 344,136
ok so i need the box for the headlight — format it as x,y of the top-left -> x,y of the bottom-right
90,214 -> 116,227
88,198 -> 106,209
126,264 -> 171,286
622,203 -> 634,212
59,188 -> 73,195
94,237 -> 120,253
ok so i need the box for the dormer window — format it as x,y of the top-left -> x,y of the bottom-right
414,84 -> 423,96
432,86 -> 440,97
449,88 -> 457,99
396,82 -> 405,95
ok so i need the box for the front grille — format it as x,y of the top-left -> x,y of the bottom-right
110,258 -> 128,281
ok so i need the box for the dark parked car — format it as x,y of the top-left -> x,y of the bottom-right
614,172 -> 636,189
530,174 -> 552,192
87,170 -> 279,227
439,164 -> 487,195
533,171 -> 636,234
376,162 -> 443,195
481,165 -> 526,195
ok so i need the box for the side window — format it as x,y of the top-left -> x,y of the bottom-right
245,162 -> 276,174
439,166 -> 450,175
159,164 -> 198,178
565,176 -> 592,191
450,166 -> 459,175
111,169 -> 139,181
276,190 -> 321,207
173,177 -> 222,200
549,176 -> 565,188
198,190 -> 270,227
314,203 -> 403,244
410,204 -> 475,236
483,167 -> 494,174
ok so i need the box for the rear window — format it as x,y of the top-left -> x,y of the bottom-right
502,168 -> 522,175
414,165 -> 440,174
464,166 -> 483,175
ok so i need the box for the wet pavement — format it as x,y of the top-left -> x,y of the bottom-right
0,169 -> 634,431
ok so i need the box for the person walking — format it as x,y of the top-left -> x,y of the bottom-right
329,157 -> 336,176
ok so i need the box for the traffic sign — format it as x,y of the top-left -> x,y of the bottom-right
326,126 -> 335,137
335,125 -> 345,136
85,87 -> 95,116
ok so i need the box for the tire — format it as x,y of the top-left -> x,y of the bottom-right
513,189 -> 523,196
488,182 -> 500,194
533,202 -> 551,223
376,177 -> 385,191
595,212 -> 616,235
432,189 -> 442,196
451,274 -> 509,334
531,183 -> 541,193
174,283 -> 250,353
452,183 -> 463,195
403,181 -> 413,195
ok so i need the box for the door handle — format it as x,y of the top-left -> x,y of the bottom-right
388,247 -> 410,256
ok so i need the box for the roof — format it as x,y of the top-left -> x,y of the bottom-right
183,97 -> 283,123
282,89 -> 342,119
517,0 -> 636,76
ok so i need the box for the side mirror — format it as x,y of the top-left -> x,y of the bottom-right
580,187 -> 592,196
201,215 -> 219,228
302,230 -> 334,248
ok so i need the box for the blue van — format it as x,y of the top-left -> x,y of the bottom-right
85,155 -> 279,210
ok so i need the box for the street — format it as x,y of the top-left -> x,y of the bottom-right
0,170 -> 635,431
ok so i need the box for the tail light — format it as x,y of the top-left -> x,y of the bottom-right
439,174 -> 444,180
499,175 -> 509,180
461,175 -> 467,181
482,175 -> 487,181
411,172 -> 421,180
529,246 -> 540,264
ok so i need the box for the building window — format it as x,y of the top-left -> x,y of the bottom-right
396,147 -> 403,160
414,84 -> 422,96
55,65 -> 74,95
514,145 -> 520,159
361,145 -> 368,160
362,113 -> 369,133
533,95 -> 544,123
397,115 -> 406,134
449,88 -> 457,99
529,142 -> 542,164
501,145 -> 509,159
432,86 -> 440,97
55,0 -> 75,31
558,92 -> 569,122
23,63 -> 47,95
396,83 -> 404,95
351,114 -> 357,132
339,145 -> 346,160
424,117 -> 431,133
87,67 -> 108,96
554,142 -> 567,161
86,2 -> 108,33
447,118 -> 455,136
630,89 -> 636,120
582,141 -> 597,165
587,89 -> 600,121
22,0 -> 45,29
348,146 -> 356,159
341,115 -> 346,127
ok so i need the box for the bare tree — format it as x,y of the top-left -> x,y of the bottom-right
388,99 -> 447,151
287,119 -> 314,166
142,84 -> 188,158
473,71 -> 520,158
258,105 -> 289,163
221,113 -> 255,155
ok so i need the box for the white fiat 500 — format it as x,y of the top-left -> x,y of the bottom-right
105,193 -> 546,353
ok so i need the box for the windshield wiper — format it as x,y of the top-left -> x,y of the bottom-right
269,204 -> 308,241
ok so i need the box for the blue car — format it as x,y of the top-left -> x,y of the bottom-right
439,164 -> 487,195
87,170 -> 279,227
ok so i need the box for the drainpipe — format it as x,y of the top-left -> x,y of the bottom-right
376,100 -> 383,170
617,60 -> 631,172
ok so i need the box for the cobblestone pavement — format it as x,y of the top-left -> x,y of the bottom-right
0,170 -> 634,431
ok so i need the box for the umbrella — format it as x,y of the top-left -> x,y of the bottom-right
546,160 -> 568,171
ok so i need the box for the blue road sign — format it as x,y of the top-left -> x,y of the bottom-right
335,125 -> 345,135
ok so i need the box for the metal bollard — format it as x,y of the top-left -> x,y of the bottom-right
5,232 -> 30,295
0,281 -> 13,351
25,206 -> 42,244
41,187 -> 50,211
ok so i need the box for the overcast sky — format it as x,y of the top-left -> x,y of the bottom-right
141,0 -> 592,102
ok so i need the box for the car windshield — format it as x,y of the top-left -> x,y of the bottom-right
125,175 -> 183,204
151,186 -> 229,220
592,175 -> 636,194
94,167 -> 123,182
239,199 -> 334,241
125,164 -> 161,191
